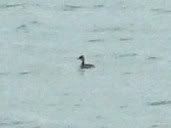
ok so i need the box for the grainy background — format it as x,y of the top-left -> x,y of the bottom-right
0,0 -> 171,128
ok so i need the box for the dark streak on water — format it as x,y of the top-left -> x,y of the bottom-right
17,24 -> 27,29
151,124 -> 159,128
73,104 -> 81,107
118,53 -> 138,58
63,92 -> 70,96
0,4 -> 24,9
122,72 -> 132,75
148,100 -> 171,106
147,56 -> 160,61
16,24 -> 29,33
119,37 -> 133,41
30,21 -> 39,25
0,72 -> 9,76
12,121 -> 25,125
96,115 -> 104,119
151,124 -> 170,128
93,5 -> 104,8
32,126 -> 41,128
151,8 -> 171,14
92,27 -> 124,32
0,122 -> 8,126
62,4 -> 104,11
88,39 -> 104,43
19,71 -> 30,75
63,5 -> 82,11
0,120 -> 30,126
120,105 -> 128,109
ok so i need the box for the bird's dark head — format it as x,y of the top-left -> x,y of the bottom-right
78,55 -> 85,61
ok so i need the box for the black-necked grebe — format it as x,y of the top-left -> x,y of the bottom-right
77,55 -> 95,69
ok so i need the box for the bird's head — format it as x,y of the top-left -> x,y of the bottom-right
77,55 -> 85,61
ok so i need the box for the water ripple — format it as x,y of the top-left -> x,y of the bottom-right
148,100 -> 171,106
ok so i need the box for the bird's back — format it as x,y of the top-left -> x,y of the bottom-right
81,63 -> 95,69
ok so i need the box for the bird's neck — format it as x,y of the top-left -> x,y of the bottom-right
81,60 -> 85,66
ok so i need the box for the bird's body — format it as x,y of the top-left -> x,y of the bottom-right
78,55 -> 95,69
80,63 -> 95,69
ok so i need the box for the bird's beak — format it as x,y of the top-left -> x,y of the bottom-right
77,57 -> 80,60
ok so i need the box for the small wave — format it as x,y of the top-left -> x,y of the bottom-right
19,71 -> 30,75
148,100 -> 171,106
118,53 -> 138,58
151,8 -> 171,14
0,4 -> 24,9
63,5 -> 83,11
93,4 -> 104,8
119,37 -> 133,41
88,39 -> 104,43
146,56 -> 161,61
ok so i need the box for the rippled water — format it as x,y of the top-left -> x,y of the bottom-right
0,0 -> 171,128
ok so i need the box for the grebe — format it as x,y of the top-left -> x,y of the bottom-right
77,55 -> 95,69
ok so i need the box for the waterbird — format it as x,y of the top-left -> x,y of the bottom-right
77,55 -> 95,69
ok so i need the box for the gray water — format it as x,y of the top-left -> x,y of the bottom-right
0,0 -> 171,128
